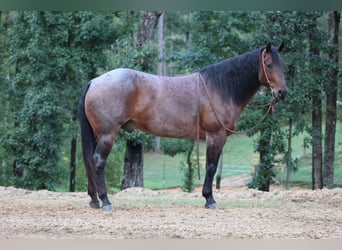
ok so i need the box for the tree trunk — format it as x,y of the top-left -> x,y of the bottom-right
312,97 -> 323,190
137,11 -> 162,46
137,11 -> 162,72
12,160 -> 23,177
254,13 -> 277,192
309,17 -> 323,190
286,118 -> 292,190
184,141 -> 195,192
121,140 -> 144,190
157,12 -> 165,76
258,125 -> 272,192
69,136 -> 76,192
185,12 -> 192,47
324,11 -> 340,189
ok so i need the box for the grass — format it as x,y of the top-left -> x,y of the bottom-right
144,121 -> 342,190
144,152 -> 186,189
286,150 -> 342,189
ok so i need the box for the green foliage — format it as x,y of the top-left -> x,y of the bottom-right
1,11 -> 119,190
105,145 -> 125,193
109,38 -> 158,72
168,11 -> 263,74
161,138 -> 194,157
118,130 -> 156,152
3,86 -> 65,190
247,163 -> 276,191
179,157 -> 197,193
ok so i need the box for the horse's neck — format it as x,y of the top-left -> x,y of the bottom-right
237,80 -> 261,110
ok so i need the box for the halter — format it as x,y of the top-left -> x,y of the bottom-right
261,49 -> 274,93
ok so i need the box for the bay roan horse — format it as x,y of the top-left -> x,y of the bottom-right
78,42 -> 288,211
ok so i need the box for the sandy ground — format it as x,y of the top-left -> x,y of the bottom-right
1,175 -> 341,239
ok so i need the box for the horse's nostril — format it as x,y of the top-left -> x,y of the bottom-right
278,89 -> 287,99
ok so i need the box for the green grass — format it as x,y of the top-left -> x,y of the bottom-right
285,153 -> 342,189
144,152 -> 185,189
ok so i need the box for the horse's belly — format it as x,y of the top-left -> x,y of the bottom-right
134,112 -> 197,139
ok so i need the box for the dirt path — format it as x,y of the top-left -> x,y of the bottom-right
1,179 -> 342,239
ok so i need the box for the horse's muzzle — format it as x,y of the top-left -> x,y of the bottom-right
277,89 -> 287,100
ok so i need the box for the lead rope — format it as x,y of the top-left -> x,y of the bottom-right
196,73 -> 201,180
198,73 -> 239,134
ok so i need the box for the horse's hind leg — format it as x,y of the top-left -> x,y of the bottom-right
87,176 -> 100,209
94,134 -> 115,211
82,145 -> 100,208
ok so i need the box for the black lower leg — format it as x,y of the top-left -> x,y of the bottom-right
95,159 -> 112,211
86,166 -> 100,209
93,135 -> 115,211
202,164 -> 218,208
202,136 -> 225,209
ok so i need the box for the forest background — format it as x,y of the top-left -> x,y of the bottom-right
0,11 -> 340,193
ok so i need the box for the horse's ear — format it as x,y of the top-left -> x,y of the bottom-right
278,42 -> 284,53
266,42 -> 272,52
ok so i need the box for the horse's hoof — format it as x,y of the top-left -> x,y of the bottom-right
205,202 -> 218,209
102,204 -> 113,211
89,201 -> 101,209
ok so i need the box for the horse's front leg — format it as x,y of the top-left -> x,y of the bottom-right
202,132 -> 227,209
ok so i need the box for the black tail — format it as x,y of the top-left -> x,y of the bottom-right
78,82 -> 98,193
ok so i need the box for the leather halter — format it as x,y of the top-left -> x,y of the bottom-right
261,48 -> 274,91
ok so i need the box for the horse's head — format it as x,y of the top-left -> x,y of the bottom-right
258,42 -> 288,101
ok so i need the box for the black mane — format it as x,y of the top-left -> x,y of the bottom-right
198,46 -> 277,105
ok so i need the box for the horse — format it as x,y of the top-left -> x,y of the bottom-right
78,42 -> 288,211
